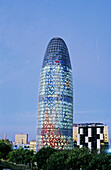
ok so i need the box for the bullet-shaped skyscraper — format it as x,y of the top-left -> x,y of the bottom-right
37,37 -> 73,151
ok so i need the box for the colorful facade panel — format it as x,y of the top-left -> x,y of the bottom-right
37,38 -> 73,151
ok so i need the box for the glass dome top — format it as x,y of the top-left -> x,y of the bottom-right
42,37 -> 71,69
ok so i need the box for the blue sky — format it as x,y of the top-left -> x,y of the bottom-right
0,0 -> 111,142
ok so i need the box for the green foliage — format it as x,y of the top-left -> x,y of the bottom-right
0,139 -> 12,145
46,147 -> 91,170
1,140 -> 111,170
45,147 -> 111,170
47,150 -> 68,170
34,146 -> 57,169
89,153 -> 111,170
8,148 -> 34,165
0,139 -> 12,159
65,147 -> 91,170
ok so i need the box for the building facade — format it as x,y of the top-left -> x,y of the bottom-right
37,37 -> 73,151
15,133 -> 28,144
73,123 -> 109,151
29,140 -> 36,152
13,142 -> 30,150
73,124 -> 78,142
104,126 -> 109,143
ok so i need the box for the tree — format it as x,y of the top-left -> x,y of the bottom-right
64,147 -> 92,170
8,149 -> 34,165
34,146 -> 57,169
47,150 -> 68,170
65,147 -> 81,170
77,147 -> 92,169
89,153 -> 111,170
47,147 -> 92,170
0,140 -> 12,159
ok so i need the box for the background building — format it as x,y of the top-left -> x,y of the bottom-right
73,124 -> 78,142
15,133 -> 28,144
37,37 -> 73,151
104,126 -> 109,143
13,142 -> 30,150
73,123 -> 109,151
13,139 -> 36,151
29,140 -> 36,152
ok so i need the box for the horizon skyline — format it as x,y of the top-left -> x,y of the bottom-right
0,1 -> 111,142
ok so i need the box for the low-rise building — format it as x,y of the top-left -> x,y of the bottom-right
12,142 -> 30,150
29,140 -> 36,152
73,123 -> 109,152
15,133 -> 28,144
